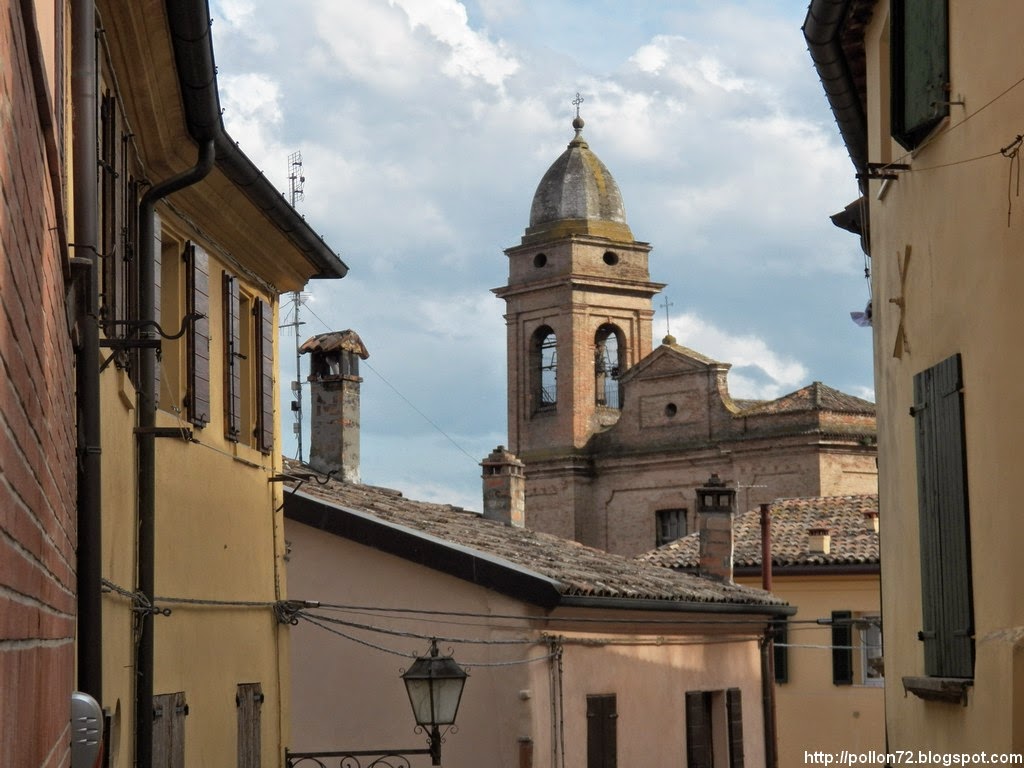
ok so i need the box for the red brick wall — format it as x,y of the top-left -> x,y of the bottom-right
1,2 -> 77,767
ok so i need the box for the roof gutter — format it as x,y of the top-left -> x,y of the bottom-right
802,0 -> 869,176
164,0 -> 348,279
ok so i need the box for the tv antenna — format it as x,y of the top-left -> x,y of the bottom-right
287,151 -> 306,461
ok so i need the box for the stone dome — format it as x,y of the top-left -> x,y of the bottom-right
524,117 -> 634,244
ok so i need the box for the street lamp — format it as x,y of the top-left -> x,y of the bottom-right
285,639 -> 469,768
402,639 -> 469,765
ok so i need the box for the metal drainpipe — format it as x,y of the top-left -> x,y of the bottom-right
135,141 -> 215,768
71,0 -> 102,702
759,503 -> 778,768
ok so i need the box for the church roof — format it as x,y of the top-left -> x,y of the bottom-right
638,494 -> 880,570
523,115 -> 634,244
282,460 -> 790,613
736,381 -> 875,416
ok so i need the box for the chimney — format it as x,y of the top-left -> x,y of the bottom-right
481,446 -> 525,527
808,526 -> 831,555
302,331 -> 369,483
864,510 -> 879,533
696,473 -> 736,583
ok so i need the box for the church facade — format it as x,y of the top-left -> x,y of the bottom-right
494,114 -> 877,556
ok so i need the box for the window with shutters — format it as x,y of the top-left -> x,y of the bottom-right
912,353 -> 974,679
186,242 -> 211,427
831,610 -> 854,686
152,691 -> 187,768
236,683 -> 263,768
655,508 -> 687,547
686,689 -> 744,768
586,694 -> 616,768
891,0 -> 949,149
223,273 -> 244,441
255,297 -> 275,454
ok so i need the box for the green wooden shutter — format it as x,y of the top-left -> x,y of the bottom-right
892,0 -> 949,149
255,298 -> 275,454
832,610 -> 853,685
186,243 -> 211,427
586,694 -> 616,768
726,688 -> 744,768
914,353 -> 974,677
685,691 -> 712,768
223,273 -> 242,440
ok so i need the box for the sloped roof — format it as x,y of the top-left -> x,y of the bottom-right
736,382 -> 875,417
638,494 -> 879,570
282,461 -> 789,613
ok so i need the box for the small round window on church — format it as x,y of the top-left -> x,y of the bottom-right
603,251 -> 619,265
534,253 -> 548,268
665,403 -> 678,417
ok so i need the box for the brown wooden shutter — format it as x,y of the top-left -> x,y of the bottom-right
832,610 -> 853,685
685,691 -> 712,768
152,691 -> 187,768
255,297 -> 275,454
223,273 -> 242,440
891,0 -> 949,149
586,694 -> 616,768
726,688 -> 744,768
186,243 -> 211,427
914,352 -> 973,677
236,683 -> 263,768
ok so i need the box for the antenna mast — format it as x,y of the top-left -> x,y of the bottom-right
287,151 -> 306,461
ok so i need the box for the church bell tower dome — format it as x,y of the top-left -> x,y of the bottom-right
524,114 -> 634,245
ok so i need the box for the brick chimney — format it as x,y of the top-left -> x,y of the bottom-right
864,510 -> 879,533
301,331 -> 369,483
696,473 -> 736,583
481,446 -> 525,527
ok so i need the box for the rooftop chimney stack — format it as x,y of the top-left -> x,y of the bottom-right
481,446 -> 525,527
808,526 -> 832,555
301,331 -> 369,483
696,473 -> 736,583
864,510 -> 879,533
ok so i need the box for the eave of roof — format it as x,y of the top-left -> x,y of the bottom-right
282,469 -> 792,616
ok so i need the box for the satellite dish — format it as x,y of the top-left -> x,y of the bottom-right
850,299 -> 872,328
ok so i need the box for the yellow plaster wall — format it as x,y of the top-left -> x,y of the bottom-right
98,236 -> 288,766
737,574 -> 884,765
861,0 -> 1024,753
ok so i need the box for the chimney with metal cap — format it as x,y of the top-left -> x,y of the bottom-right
302,330 -> 369,483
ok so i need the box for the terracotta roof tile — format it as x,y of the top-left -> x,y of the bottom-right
283,460 -> 785,608
736,382 -> 875,417
638,494 -> 879,570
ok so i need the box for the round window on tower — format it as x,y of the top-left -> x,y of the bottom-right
534,253 -> 548,268
603,251 -> 619,266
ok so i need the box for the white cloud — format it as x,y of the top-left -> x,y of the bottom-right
673,312 -> 809,400
391,0 -> 520,87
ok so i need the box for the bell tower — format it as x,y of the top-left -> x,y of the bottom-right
494,104 -> 664,462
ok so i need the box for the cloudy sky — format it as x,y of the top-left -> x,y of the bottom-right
208,0 -> 873,510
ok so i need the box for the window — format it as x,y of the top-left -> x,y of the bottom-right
594,325 -> 624,408
236,683 -> 263,768
185,242 -> 211,427
223,273 -> 243,441
152,691 -> 187,768
891,0 -> 949,149
913,352 -> 973,678
531,327 -> 557,410
686,689 -> 744,768
586,694 -> 616,768
655,508 -> 686,547
831,611 -> 884,686
255,298 -> 275,454
223,274 -> 274,453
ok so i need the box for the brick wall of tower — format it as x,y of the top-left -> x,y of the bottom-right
0,3 -> 77,766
